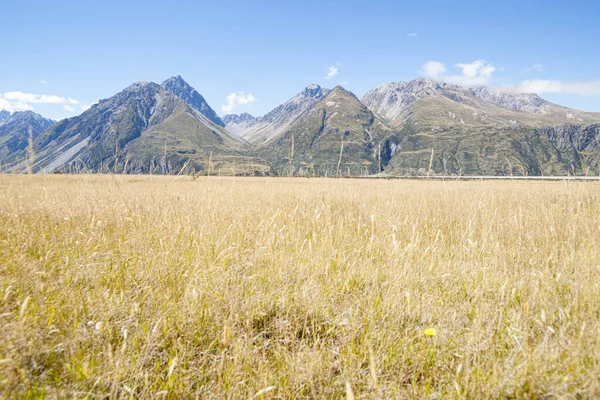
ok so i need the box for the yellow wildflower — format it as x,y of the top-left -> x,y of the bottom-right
424,328 -> 437,337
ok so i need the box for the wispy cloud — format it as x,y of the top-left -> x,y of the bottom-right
421,59 -> 496,86
40,79 -> 48,84
63,105 -> 75,112
0,91 -> 81,112
4,92 -> 70,104
326,65 -> 339,80
407,33 -> 418,37
222,91 -> 256,114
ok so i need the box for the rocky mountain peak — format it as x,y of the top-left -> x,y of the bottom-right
123,81 -> 155,92
0,110 -> 54,159
224,84 -> 331,145
222,112 -> 256,125
365,78 -> 558,113
160,75 -> 224,127
329,85 -> 356,96
0,110 -> 11,122
361,77 -> 583,127
4,110 -> 54,125
468,86 -> 554,113
161,75 -> 190,92
300,84 -> 328,100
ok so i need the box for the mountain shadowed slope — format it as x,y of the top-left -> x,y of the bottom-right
3,76 -> 600,177
161,75 -> 225,127
0,110 -> 11,122
2,81 -> 270,175
257,86 -> 394,176
0,111 -> 54,162
224,84 -> 331,145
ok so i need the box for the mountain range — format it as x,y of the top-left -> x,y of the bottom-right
1,76 -> 600,176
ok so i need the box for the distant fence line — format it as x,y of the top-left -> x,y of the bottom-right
357,175 -> 600,181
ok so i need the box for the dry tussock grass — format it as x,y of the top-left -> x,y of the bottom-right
1,175 -> 599,398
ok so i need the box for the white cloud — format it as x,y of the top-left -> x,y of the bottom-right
0,91 -> 80,113
40,80 -> 48,84
407,33 -> 418,37
0,96 -> 33,112
0,98 -> 15,112
516,79 -> 600,95
63,105 -> 75,112
421,61 -> 447,79
455,60 -> 495,78
326,66 -> 339,80
221,91 -> 256,114
3,92 -> 68,104
421,59 -> 496,86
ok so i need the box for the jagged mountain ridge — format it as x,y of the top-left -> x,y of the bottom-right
3,78 -> 270,175
3,76 -> 600,176
0,110 -> 11,122
0,111 -> 55,162
222,112 -> 258,137
361,78 -> 600,129
224,84 -> 331,145
161,75 -> 225,127
360,79 -> 600,176
222,112 -> 256,125
468,86 -> 557,113
258,86 -> 394,176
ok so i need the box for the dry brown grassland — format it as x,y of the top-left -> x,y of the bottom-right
1,174 -> 599,398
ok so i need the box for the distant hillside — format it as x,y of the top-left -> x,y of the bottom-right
3,76 -> 600,176
2,78 -> 270,175
0,111 -> 54,163
161,75 -> 225,127
257,86 -> 393,176
361,79 -> 600,176
224,84 -> 331,145
0,110 -> 11,122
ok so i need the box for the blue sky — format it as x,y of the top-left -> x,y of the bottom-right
2,0 -> 600,120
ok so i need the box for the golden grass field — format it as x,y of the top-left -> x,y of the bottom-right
1,174 -> 600,398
